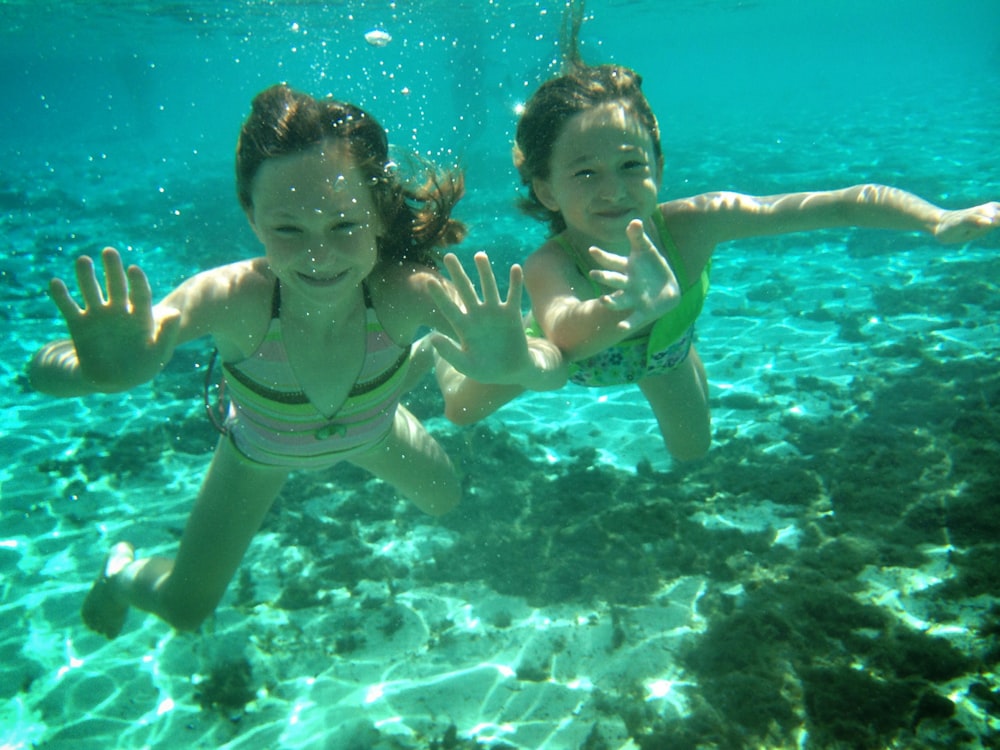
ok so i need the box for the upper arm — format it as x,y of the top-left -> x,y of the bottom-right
666,188 -> 871,247
158,260 -> 267,354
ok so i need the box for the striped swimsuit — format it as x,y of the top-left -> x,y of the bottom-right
221,281 -> 411,470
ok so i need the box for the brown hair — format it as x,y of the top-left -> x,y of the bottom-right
512,6 -> 662,235
236,84 -> 465,265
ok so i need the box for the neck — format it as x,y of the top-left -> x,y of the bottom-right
280,280 -> 366,330
563,228 -> 629,259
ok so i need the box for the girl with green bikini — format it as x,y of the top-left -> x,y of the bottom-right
509,48 -> 999,462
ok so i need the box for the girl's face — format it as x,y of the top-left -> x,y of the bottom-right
247,140 -> 382,304
533,102 -> 660,253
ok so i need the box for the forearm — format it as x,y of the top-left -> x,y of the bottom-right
28,340 -> 105,397
440,376 -> 525,425
838,184 -> 945,233
28,337 -> 163,396
546,297 -> 637,362
434,338 -> 566,425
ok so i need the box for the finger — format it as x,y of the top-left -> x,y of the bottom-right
74,255 -> 105,308
505,263 -> 524,310
598,290 -> 633,312
589,246 -> 628,273
473,252 -> 501,306
427,332 -> 469,371
627,219 -> 662,256
442,253 -> 480,308
153,308 -> 183,359
127,265 -> 155,329
101,247 -> 129,308
600,292 -> 625,310
617,314 -> 640,332
49,278 -> 83,321
589,269 -> 628,290
426,277 -> 467,337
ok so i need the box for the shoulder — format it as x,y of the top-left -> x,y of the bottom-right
524,236 -> 584,299
365,259 -> 442,343
162,258 -> 275,355
655,201 -> 719,278
167,258 -> 271,302
524,237 -> 573,278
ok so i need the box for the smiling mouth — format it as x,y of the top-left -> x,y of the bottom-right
594,208 -> 632,219
297,270 -> 348,287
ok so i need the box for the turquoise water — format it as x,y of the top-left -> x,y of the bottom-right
3,1 -> 999,748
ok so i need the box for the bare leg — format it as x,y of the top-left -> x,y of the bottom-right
638,346 -> 711,462
82,437 -> 288,637
352,405 -> 461,516
81,541 -> 138,638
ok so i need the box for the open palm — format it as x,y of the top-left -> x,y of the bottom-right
49,247 -> 180,391
425,252 -> 536,385
589,218 -> 681,331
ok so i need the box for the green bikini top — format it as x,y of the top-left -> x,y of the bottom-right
556,210 -> 711,351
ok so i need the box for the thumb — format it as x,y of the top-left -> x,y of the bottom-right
154,309 -> 182,357
428,332 -> 467,369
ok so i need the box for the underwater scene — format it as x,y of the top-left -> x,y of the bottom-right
2,0 -> 999,748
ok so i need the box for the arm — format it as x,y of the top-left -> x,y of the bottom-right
28,247 -> 256,398
525,220 -> 681,361
28,247 -> 182,397
674,185 -> 999,247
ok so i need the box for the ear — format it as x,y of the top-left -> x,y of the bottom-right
532,177 -> 560,212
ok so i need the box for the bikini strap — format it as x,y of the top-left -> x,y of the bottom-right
270,280 -> 282,319
553,235 -> 603,297
649,210 -> 692,290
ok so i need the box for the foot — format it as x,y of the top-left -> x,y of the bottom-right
81,542 -> 134,638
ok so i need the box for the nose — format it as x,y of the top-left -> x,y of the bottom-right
305,238 -> 338,267
596,172 -> 625,200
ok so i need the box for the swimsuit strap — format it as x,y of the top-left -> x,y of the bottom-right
649,210 -> 693,290
553,234 -> 603,298
270,280 -> 282,318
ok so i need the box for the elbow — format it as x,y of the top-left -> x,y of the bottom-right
26,341 -> 91,397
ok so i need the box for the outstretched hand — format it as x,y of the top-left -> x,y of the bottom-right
588,218 -> 681,331
933,201 -> 1000,244
424,252 -> 537,385
48,247 -> 180,391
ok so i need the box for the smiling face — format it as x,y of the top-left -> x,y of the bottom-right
532,102 -> 660,253
246,140 -> 382,305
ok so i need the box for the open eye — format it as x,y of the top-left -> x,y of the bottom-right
573,168 -> 596,179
